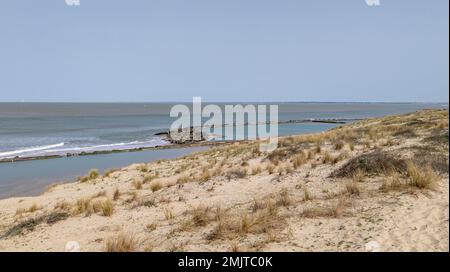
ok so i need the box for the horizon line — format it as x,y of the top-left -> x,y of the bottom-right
0,100 -> 449,104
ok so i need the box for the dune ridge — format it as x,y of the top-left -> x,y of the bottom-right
0,109 -> 448,252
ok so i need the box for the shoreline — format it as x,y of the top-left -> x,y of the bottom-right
0,118 -> 357,164
0,109 -> 447,252
0,146 -> 211,200
0,141 -> 219,164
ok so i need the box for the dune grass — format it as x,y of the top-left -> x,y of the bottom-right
105,233 -> 136,252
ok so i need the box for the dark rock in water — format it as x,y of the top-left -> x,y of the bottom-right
167,126 -> 206,144
311,120 -> 346,124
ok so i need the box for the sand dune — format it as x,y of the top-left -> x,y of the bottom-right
0,109 -> 448,252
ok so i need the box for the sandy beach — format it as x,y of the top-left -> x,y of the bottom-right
0,109 -> 448,252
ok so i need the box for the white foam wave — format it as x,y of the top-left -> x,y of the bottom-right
0,138 -> 170,159
0,142 -> 65,158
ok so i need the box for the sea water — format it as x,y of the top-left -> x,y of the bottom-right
0,102 -> 446,198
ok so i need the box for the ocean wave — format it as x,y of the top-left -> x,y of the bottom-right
0,142 -> 65,158
0,138 -> 170,159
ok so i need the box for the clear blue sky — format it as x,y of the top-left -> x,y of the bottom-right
0,0 -> 448,102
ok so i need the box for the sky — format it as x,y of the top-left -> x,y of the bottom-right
0,0 -> 448,103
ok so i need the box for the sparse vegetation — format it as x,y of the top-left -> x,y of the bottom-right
101,199 -> 114,216
251,166 -> 262,175
301,198 -> 347,218
136,164 -> 149,173
226,168 -> 247,180
315,144 -> 321,154
406,161 -> 438,189
78,169 -> 100,183
72,198 -> 93,216
344,181 -> 360,196
113,188 -> 121,201
132,179 -> 143,190
88,169 -> 99,179
380,170 -> 403,192
292,153 -> 306,169
349,143 -> 355,151
1,109 -> 447,251
146,223 -> 157,231
331,151 -> 406,178
150,181 -> 162,192
303,187 -> 313,201
104,168 -> 119,177
335,141 -> 344,150
105,233 -> 136,252
15,203 -> 41,216
266,164 -> 276,174
143,173 -> 159,184
322,152 -> 334,164
352,169 -> 365,183
177,175 -> 192,184
276,189 -> 291,207
163,207 -> 174,220
199,168 -> 211,182
1,212 -> 69,238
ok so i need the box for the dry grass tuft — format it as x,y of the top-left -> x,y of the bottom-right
190,206 -> 211,227
301,197 -> 347,218
103,168 -> 119,177
315,144 -> 322,154
335,141 -> 345,150
88,169 -> 100,179
146,223 -> 157,232
251,198 -> 267,212
163,207 -> 174,220
16,203 -> 41,216
349,143 -> 355,151
92,190 -> 106,198
113,188 -> 121,201
303,187 -> 313,201
72,198 -> 93,216
101,199 -> 114,216
105,233 -> 136,252
177,175 -> 192,184
380,171 -> 403,192
322,152 -> 334,164
406,161 -> 438,189
266,164 -> 276,174
352,169 -> 365,183
54,201 -> 71,211
226,168 -> 247,180
136,164 -> 149,173
251,166 -> 262,175
292,153 -> 306,169
344,181 -> 360,196
276,188 -> 291,207
126,191 -> 140,204
132,179 -> 143,190
78,169 -> 100,183
150,181 -> 162,192
199,167 -> 211,182
229,242 -> 240,252
143,173 -> 159,184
